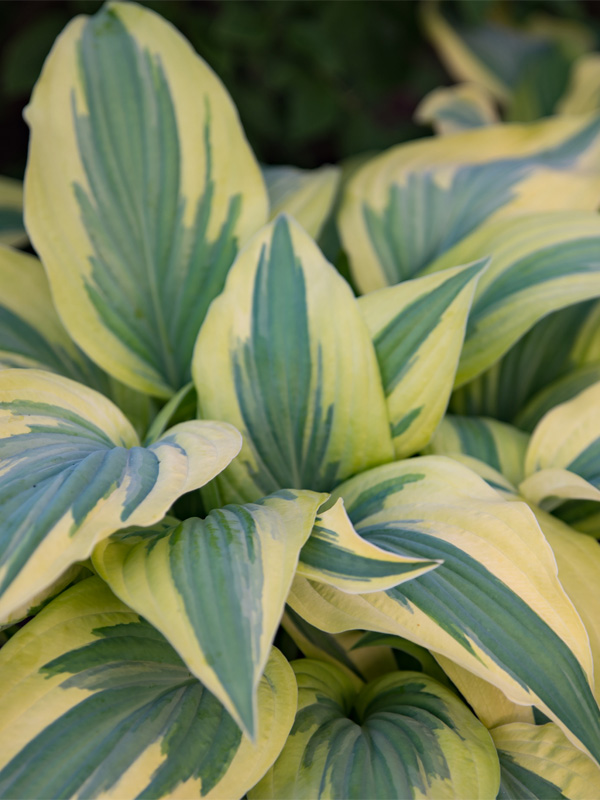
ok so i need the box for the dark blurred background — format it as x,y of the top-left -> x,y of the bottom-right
1,0 -> 599,179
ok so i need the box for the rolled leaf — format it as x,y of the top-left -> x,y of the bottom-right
287,457 -> 600,762
339,114 -> 600,293
250,660 -> 500,800
93,488 -> 324,738
263,164 -> 340,239
492,723 -> 600,799
0,177 -> 26,247
426,212 -> 600,386
193,214 -> 393,506
522,382 -> 600,508
414,83 -> 499,135
24,1 -> 267,397
358,261 -> 485,458
297,498 -> 440,593
424,415 -> 529,487
0,369 -> 241,623
0,578 -> 296,799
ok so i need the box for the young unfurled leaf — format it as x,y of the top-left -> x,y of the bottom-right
358,261 -> 485,457
0,369 -> 241,624
250,660 -> 500,800
93,489 -> 325,738
193,214 -> 393,506
0,578 -> 296,800
287,456 -> 600,763
24,1 -> 268,397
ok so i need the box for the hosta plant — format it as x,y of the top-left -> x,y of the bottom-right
1,3 -> 600,798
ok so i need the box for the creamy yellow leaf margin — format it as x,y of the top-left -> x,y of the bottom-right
0,369 -> 241,623
93,489 -> 325,738
339,115 -> 600,294
492,723 -> 600,798
0,578 -> 297,800
24,1 -> 267,397
522,382 -> 600,507
193,214 -> 393,506
358,262 -> 485,458
287,457 -> 599,761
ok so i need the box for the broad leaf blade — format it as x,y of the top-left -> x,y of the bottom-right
0,369 -> 241,622
193,214 -> 393,506
93,488 -> 324,738
358,262 -> 485,457
287,457 -> 600,763
250,660 -> 500,800
0,578 -> 296,799
24,1 -> 267,397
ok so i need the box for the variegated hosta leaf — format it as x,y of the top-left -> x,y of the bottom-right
193,214 -> 393,506
249,660 -> 500,800
450,302 -> 596,424
262,164 -> 340,239
558,53 -> 600,116
297,498 -> 440,593
352,631 -> 452,688
0,578 -> 296,800
424,415 -> 529,487
358,261 -> 485,458
0,244 -> 156,436
435,657 -> 535,729
492,723 -> 600,799
534,508 -> 600,700
286,457 -> 600,762
0,176 -> 26,247
426,212 -> 600,386
24,1 -> 267,398
93,488 -> 324,738
339,114 -> 600,293
0,369 -> 241,623
414,83 -> 499,135
522,382 -> 600,508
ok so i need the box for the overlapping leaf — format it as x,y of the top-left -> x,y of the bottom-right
250,660 -> 500,800
287,456 -> 600,762
0,578 -> 296,799
522,382 -> 600,508
339,115 -> 600,293
24,1 -> 268,397
0,369 -> 241,623
93,489 -> 324,738
193,214 -> 393,506
262,164 -> 340,239
492,723 -> 600,799
358,262 -> 485,457
424,415 -> 529,487
426,212 -> 600,386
